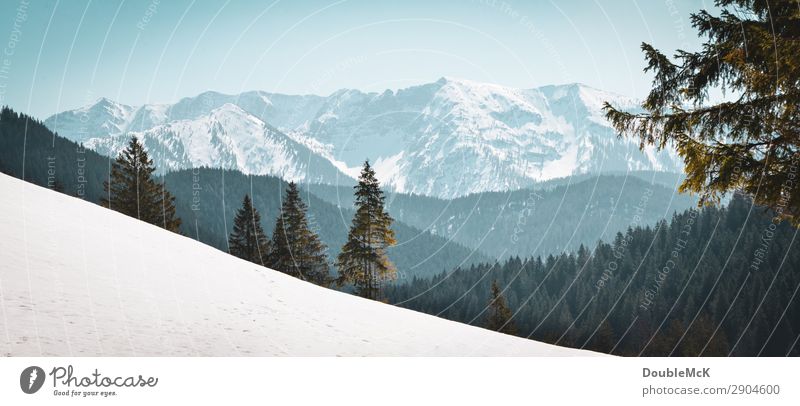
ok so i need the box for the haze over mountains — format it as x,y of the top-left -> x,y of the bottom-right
44,77 -> 683,198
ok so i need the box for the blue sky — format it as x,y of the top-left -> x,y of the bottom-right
0,0 -> 713,118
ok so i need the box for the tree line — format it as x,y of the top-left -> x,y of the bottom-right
3,106 -> 798,356
103,135 -> 398,298
0,106 -> 485,283
386,195 -> 800,356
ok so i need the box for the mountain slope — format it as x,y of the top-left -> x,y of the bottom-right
45,78 -> 683,198
385,196 -> 800,356
305,174 -> 697,259
305,78 -> 682,197
0,108 -> 488,282
0,172 -> 596,356
83,103 -> 351,184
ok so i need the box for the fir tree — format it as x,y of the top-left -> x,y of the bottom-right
101,136 -> 181,231
229,194 -> 271,266
486,280 -> 518,335
269,182 -> 330,285
336,161 -> 396,300
603,0 -> 800,225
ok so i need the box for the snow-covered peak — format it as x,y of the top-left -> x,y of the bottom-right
45,78 -> 679,198
83,101 -> 353,185
209,102 -> 259,122
538,83 -> 640,116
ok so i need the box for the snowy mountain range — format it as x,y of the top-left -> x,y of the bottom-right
44,78 -> 682,198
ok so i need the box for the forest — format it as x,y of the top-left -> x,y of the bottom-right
386,196 -> 800,356
2,105 -> 798,356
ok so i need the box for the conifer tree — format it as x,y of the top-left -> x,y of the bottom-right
101,136 -> 181,232
486,280 -> 518,335
229,194 -> 271,266
269,182 -> 330,285
603,0 -> 800,224
336,161 -> 396,300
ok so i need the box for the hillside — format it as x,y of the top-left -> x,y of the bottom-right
386,196 -> 800,356
0,172 -> 597,356
0,107 -> 488,281
305,173 -> 697,259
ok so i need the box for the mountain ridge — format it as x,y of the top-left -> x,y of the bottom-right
44,77 -> 683,198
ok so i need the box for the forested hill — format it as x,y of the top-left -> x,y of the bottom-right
386,196 -> 800,356
305,173 -> 697,259
0,107 -> 487,280
164,167 -> 488,279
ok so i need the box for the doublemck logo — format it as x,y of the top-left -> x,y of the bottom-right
20,366 -> 46,394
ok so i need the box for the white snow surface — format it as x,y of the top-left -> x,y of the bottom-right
0,173 -> 599,356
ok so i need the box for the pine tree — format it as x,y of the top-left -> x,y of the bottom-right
101,136 -> 181,232
269,182 -> 330,285
604,0 -> 800,225
229,194 -> 271,266
336,161 -> 396,300
486,280 -> 518,335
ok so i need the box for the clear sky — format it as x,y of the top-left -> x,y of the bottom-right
0,0 -> 714,118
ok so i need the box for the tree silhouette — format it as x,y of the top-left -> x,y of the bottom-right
101,136 -> 181,231
336,161 -> 396,300
229,194 -> 270,266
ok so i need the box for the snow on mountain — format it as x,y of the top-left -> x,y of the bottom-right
0,172 -> 598,356
302,78 -> 682,197
45,78 -> 682,198
84,103 -> 350,184
45,97 -> 136,143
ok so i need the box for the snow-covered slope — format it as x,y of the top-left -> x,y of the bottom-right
0,173 -> 597,356
45,78 -> 682,198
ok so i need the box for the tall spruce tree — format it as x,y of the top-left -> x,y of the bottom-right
603,0 -> 800,224
101,136 -> 181,232
486,280 -> 518,335
229,194 -> 271,266
269,182 -> 330,285
336,161 -> 396,300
